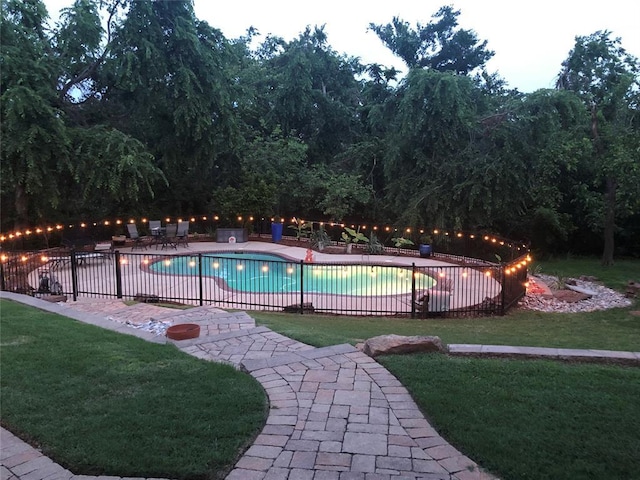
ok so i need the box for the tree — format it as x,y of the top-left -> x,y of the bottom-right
467,89 -> 591,250
102,0 -> 238,213
1,0 -> 170,228
209,127 -> 308,218
557,31 -> 640,265
380,69 -> 479,227
1,0 -> 71,228
369,6 -> 494,75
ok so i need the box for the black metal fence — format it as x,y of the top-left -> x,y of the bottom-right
0,248 -> 529,317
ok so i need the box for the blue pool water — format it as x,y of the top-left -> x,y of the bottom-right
150,252 -> 434,296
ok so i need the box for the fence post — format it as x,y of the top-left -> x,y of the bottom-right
198,253 -> 204,306
500,264 -> 506,315
299,260 -> 304,315
411,263 -> 416,319
114,251 -> 123,299
70,250 -> 79,301
0,261 -> 5,291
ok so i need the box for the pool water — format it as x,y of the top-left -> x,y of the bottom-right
150,252 -> 434,296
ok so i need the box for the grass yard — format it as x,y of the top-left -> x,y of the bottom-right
379,354 -> 640,480
252,306 -> 640,351
0,300 -> 267,480
1,256 -> 638,480
530,256 -> 639,292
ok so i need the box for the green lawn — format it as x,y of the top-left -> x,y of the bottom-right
252,306 -> 640,351
1,257 -> 638,480
379,354 -> 640,480
531,256 -> 639,292
0,300 -> 266,480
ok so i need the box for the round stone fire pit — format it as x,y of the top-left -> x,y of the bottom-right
166,323 -> 200,341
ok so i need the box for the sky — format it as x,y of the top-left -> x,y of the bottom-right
43,0 -> 640,93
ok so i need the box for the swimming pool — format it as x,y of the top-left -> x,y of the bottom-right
149,252 -> 435,296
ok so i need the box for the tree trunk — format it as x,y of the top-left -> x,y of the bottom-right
601,177 -> 616,266
14,183 -> 29,231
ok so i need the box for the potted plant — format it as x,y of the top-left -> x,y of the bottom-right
271,215 -> 284,242
311,224 -> 331,251
289,217 -> 312,243
342,226 -> 369,253
366,232 -> 384,254
418,234 -> 433,258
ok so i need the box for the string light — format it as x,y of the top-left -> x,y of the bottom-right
0,214 -> 530,264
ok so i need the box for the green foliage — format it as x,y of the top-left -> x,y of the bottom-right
366,232 -> 384,254
557,31 -> 640,264
1,0 -> 638,260
341,226 -> 369,245
71,126 -> 167,203
1,300 -> 266,478
310,224 -> 331,251
391,236 -> 414,248
288,217 -> 313,240
314,170 -> 373,221
1,0 -> 71,225
369,6 -> 494,74
419,234 -> 433,244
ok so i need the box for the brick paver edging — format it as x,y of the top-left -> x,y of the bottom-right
448,344 -> 640,365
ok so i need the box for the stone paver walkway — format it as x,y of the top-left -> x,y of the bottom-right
2,293 -> 638,480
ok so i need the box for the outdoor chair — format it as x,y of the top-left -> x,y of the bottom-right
149,220 -> 162,248
176,221 -> 189,247
126,223 -> 148,250
161,223 -> 178,250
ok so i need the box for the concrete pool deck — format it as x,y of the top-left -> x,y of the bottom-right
27,241 -> 502,315
2,292 -> 638,480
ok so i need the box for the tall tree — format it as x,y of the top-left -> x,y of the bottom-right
557,31 -> 640,265
255,26 -> 364,164
381,69 -> 479,227
1,0 -> 71,229
103,0 -> 238,213
369,6 -> 494,75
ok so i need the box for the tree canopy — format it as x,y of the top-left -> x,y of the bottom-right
1,1 -> 639,260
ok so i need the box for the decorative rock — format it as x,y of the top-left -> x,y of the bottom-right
565,284 -> 598,296
39,294 -> 68,303
520,274 -> 633,313
362,334 -> 446,357
579,275 -> 598,282
553,290 -> 590,303
626,281 -> 640,298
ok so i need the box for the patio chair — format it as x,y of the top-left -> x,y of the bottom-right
126,223 -> 148,250
176,221 -> 189,247
161,223 -> 178,250
149,220 -> 162,248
